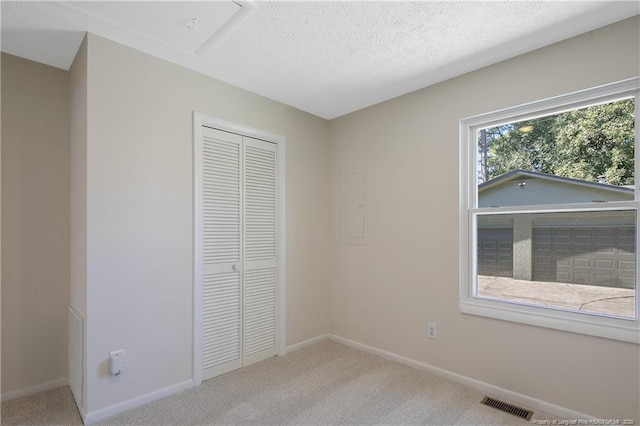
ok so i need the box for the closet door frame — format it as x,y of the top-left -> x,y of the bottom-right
193,112 -> 286,387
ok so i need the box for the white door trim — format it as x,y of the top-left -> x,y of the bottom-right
193,112 -> 286,387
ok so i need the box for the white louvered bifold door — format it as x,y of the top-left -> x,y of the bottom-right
201,127 -> 243,380
198,127 -> 278,382
242,137 -> 278,365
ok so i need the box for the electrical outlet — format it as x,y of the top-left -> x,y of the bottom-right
427,322 -> 437,340
109,350 -> 126,376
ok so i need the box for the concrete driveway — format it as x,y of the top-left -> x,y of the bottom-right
477,275 -> 636,318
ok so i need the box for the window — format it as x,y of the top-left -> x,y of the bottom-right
459,78 -> 639,343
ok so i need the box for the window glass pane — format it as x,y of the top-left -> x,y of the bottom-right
476,210 -> 636,319
477,98 -> 635,207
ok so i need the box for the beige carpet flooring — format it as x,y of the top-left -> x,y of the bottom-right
2,340 -> 559,425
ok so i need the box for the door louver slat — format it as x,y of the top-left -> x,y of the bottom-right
200,130 -> 243,377
244,267 -> 276,357
202,270 -> 240,370
198,126 -> 279,381
244,145 -> 276,261
202,133 -> 241,266
243,142 -> 277,359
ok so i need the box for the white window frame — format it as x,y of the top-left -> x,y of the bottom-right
459,78 -> 640,343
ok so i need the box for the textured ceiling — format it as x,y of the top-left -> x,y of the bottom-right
2,1 -> 639,119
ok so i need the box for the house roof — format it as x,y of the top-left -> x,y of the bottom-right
478,170 -> 635,195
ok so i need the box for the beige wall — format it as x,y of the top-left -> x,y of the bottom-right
328,16 -> 640,421
78,34 -> 330,414
1,53 -> 70,394
4,13 -> 639,421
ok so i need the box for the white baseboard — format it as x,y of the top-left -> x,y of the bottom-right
24,335 -> 590,423
1,377 -> 69,402
327,334 -> 594,421
83,380 -> 193,425
286,334 -> 330,353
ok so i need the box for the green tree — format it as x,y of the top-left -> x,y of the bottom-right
479,99 -> 635,185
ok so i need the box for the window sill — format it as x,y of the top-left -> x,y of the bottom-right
460,298 -> 639,344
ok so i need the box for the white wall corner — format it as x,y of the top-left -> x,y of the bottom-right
286,334 -> 330,353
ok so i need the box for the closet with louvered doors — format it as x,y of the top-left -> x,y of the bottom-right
196,125 -> 280,381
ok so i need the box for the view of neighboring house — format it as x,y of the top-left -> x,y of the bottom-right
477,170 -> 636,289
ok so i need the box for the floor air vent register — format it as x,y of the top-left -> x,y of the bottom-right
481,396 -> 534,421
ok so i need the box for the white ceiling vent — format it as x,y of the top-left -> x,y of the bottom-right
60,1 -> 244,55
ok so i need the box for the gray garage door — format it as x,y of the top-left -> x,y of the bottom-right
477,228 -> 513,277
533,227 -> 635,289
